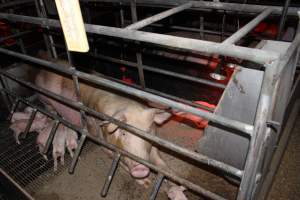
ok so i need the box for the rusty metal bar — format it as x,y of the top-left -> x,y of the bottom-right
43,120 -> 60,154
69,134 -> 87,174
0,13 -> 280,64
0,70 -> 243,178
149,173 -> 165,200
0,48 -> 253,136
101,152 -> 121,197
223,8 -> 274,44
126,1 -> 193,30
1,88 -> 228,200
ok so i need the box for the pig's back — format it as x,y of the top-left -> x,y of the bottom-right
80,83 -> 146,116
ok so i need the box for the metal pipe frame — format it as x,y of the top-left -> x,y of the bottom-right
0,0 -> 33,9
125,1 -> 193,30
90,52 -> 226,89
0,89 -> 228,200
237,30 -> 300,200
223,8 -> 273,44
0,13 -> 280,65
0,30 -> 33,43
277,0 -> 291,40
0,54 -> 247,177
0,47 -> 253,136
1,2 -> 299,199
80,0 -> 299,16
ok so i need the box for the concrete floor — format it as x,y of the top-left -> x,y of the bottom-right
26,115 -> 300,200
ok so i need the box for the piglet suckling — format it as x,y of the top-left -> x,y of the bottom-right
65,127 -> 78,158
36,121 -> 78,171
52,124 -> 68,172
33,56 -> 188,200
10,108 -> 48,144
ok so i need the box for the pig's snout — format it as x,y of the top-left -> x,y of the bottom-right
130,164 -> 150,178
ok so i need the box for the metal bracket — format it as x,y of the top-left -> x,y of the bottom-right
266,120 -> 281,133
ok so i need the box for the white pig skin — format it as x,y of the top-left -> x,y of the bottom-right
34,57 -> 187,200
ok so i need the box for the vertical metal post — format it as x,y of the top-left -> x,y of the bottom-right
21,108 -> 37,138
100,152 -> 121,197
43,120 -> 60,154
149,174 -> 165,200
65,50 -> 88,174
221,10 -> 226,42
237,61 -> 279,200
130,0 -> 146,88
0,74 -> 12,109
35,0 -> 57,58
277,0 -> 291,40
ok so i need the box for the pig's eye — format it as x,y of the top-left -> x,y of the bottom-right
120,130 -> 126,136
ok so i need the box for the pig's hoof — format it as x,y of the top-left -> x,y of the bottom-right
167,186 -> 187,200
136,178 -> 151,188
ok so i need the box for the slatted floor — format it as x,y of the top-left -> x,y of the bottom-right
0,121 -> 71,195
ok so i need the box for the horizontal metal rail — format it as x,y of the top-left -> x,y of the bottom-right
223,8 -> 273,44
1,89 -> 229,200
0,13 -> 280,65
0,48 -> 253,136
81,0 -> 299,16
0,30 -> 33,43
51,40 -> 225,89
0,0 -> 33,9
0,69 -> 243,178
125,1 -> 193,30
90,52 -> 226,89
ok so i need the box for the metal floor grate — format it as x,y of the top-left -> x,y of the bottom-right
0,121 -> 70,194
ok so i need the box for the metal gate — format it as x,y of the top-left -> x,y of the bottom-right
0,1 -> 299,200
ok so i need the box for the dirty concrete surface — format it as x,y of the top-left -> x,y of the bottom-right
29,115 -> 300,200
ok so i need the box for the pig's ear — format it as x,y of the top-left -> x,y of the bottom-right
150,109 -> 172,125
105,112 -> 126,134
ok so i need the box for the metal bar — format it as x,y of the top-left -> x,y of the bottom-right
0,13 -> 280,64
81,0 -> 299,16
21,108 -> 37,139
223,8 -> 273,44
277,0 -> 291,40
69,134 -> 87,174
130,21 -> 231,36
237,30 -> 300,197
35,0 -> 58,58
0,30 -> 33,43
237,65 -> 277,200
0,0 -> 33,9
0,74 -> 12,108
101,153 -> 121,197
7,99 -> 19,121
126,2 -> 193,30
130,0 -> 146,88
0,71 -> 243,178
0,49 -> 253,136
43,120 -> 60,154
1,88 -> 228,200
149,173 -> 165,200
91,52 -> 226,89
92,69 -> 216,112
